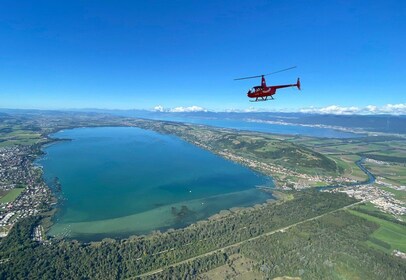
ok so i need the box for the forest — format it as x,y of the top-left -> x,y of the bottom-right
0,190 -> 371,279
240,211 -> 406,280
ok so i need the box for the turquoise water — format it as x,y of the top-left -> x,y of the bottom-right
38,127 -> 273,240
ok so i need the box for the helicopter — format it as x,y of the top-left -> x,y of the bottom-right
235,66 -> 301,102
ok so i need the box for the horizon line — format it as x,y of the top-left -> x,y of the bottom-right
0,106 -> 406,117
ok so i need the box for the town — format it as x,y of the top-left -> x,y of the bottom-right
329,184 -> 406,219
0,146 -> 52,238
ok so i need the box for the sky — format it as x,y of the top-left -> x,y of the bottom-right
0,0 -> 405,113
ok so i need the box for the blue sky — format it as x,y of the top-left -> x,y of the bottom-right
0,0 -> 405,112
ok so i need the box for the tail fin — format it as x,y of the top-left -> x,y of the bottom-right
296,78 -> 301,90
261,75 -> 266,87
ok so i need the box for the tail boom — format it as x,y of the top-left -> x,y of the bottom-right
271,78 -> 300,91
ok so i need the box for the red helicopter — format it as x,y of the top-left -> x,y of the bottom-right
235,66 -> 301,102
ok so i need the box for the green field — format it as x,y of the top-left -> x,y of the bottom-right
355,202 -> 397,220
369,149 -> 406,157
0,128 -> 43,147
332,154 -> 368,181
315,143 -> 386,155
348,209 -> 406,253
365,161 -> 406,186
0,188 -> 24,203
380,186 -> 406,202
295,135 -> 406,186
362,149 -> 406,164
385,141 -> 406,151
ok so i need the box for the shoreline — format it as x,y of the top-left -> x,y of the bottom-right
244,118 -> 406,139
37,126 -> 276,242
49,188 -> 277,242
33,121 -> 377,243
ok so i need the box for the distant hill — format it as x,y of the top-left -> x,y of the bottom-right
1,108 -> 405,134
122,110 -> 406,135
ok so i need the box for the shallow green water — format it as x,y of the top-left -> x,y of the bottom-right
38,127 -> 273,240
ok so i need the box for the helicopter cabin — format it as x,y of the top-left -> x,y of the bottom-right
248,86 -> 262,94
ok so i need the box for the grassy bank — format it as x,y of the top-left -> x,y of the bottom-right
0,188 -> 24,204
348,209 -> 406,253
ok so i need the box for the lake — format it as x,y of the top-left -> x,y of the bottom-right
127,114 -> 361,138
38,127 -> 273,241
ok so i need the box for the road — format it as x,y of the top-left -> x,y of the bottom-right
131,200 -> 364,279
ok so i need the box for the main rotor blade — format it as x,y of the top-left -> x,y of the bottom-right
234,66 -> 297,81
234,75 -> 263,81
264,66 -> 297,76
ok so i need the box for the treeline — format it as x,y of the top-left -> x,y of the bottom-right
142,249 -> 236,280
240,211 -> 406,280
360,153 -> 406,164
353,205 -> 406,226
0,191 -> 357,279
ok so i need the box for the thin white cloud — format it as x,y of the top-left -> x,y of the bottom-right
152,104 -> 406,115
225,106 -> 264,113
377,104 -> 406,114
300,104 -> 406,115
300,105 -> 360,115
152,105 -> 207,113
153,105 -> 165,112
365,105 -> 377,113
169,106 -> 207,113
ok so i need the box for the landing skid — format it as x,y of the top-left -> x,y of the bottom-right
249,96 -> 274,102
